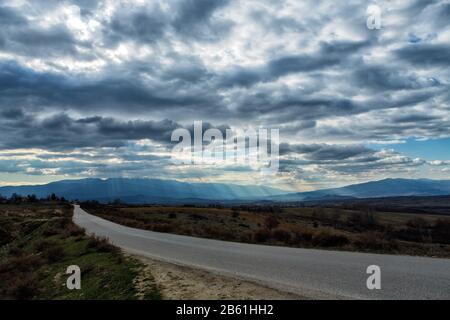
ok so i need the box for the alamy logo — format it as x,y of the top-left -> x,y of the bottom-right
66,265 -> 81,290
366,265 -> 381,290
171,121 -> 279,175
367,4 -> 382,30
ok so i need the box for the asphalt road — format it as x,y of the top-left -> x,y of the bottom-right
73,205 -> 450,299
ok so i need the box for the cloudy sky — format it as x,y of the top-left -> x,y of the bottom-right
0,0 -> 449,191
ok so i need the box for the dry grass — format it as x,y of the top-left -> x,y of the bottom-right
82,202 -> 450,257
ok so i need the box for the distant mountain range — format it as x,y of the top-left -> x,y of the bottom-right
0,178 -> 285,203
1,178 -> 450,204
269,178 -> 450,202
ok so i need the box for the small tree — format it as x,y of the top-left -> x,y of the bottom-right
112,198 -> 122,206
27,194 -> 38,203
10,193 -> 21,203
264,215 -> 279,230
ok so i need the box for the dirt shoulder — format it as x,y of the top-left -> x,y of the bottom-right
133,255 -> 304,300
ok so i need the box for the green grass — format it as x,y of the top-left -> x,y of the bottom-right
0,203 -> 161,300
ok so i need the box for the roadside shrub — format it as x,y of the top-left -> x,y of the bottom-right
0,226 -> 12,246
0,254 -> 44,273
8,245 -> 24,257
87,235 -> 118,253
354,232 -> 399,251
189,214 -> 208,221
432,219 -> 450,244
394,227 -> 431,243
293,229 -> 314,244
2,273 -> 40,299
152,223 -> 173,233
42,227 -> 60,237
271,229 -> 291,242
180,227 -> 193,235
202,226 -> 235,241
63,223 -> 85,237
231,210 -> 240,218
240,231 -> 253,242
57,217 -> 72,229
312,230 -> 349,247
168,213 -> 177,219
34,239 -> 51,252
43,245 -> 65,263
253,229 -> 270,242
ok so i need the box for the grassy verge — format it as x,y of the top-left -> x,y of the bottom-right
0,202 -> 161,300
82,202 -> 450,258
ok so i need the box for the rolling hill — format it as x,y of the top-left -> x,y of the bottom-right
271,178 -> 450,202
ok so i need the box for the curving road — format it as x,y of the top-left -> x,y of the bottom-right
73,205 -> 450,299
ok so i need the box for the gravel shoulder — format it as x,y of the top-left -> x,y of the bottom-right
133,255 -> 304,300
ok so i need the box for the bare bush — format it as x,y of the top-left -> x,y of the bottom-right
433,219 -> 450,244
312,230 -> 349,247
293,229 -> 314,244
264,215 -> 279,230
43,245 -> 65,263
0,254 -> 44,273
87,235 -> 118,253
253,229 -> 270,242
2,273 -> 39,299
151,223 -> 173,233
271,229 -> 291,242
63,223 -> 85,237
354,232 -> 398,251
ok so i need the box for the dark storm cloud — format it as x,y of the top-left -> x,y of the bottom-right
0,151 -> 172,177
0,108 -> 25,119
0,6 -> 27,26
9,27 -> 88,58
278,145 -> 424,176
392,113 -> 441,123
249,9 -> 305,34
220,40 -> 370,88
173,0 -> 233,41
228,90 -> 359,122
395,44 -> 450,67
0,110 -> 230,151
352,65 -> 440,91
102,0 -> 233,46
279,143 -> 373,160
0,61 -> 220,114
325,156 -> 425,174
0,111 -> 180,150
0,5 -> 91,59
103,8 -> 168,46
